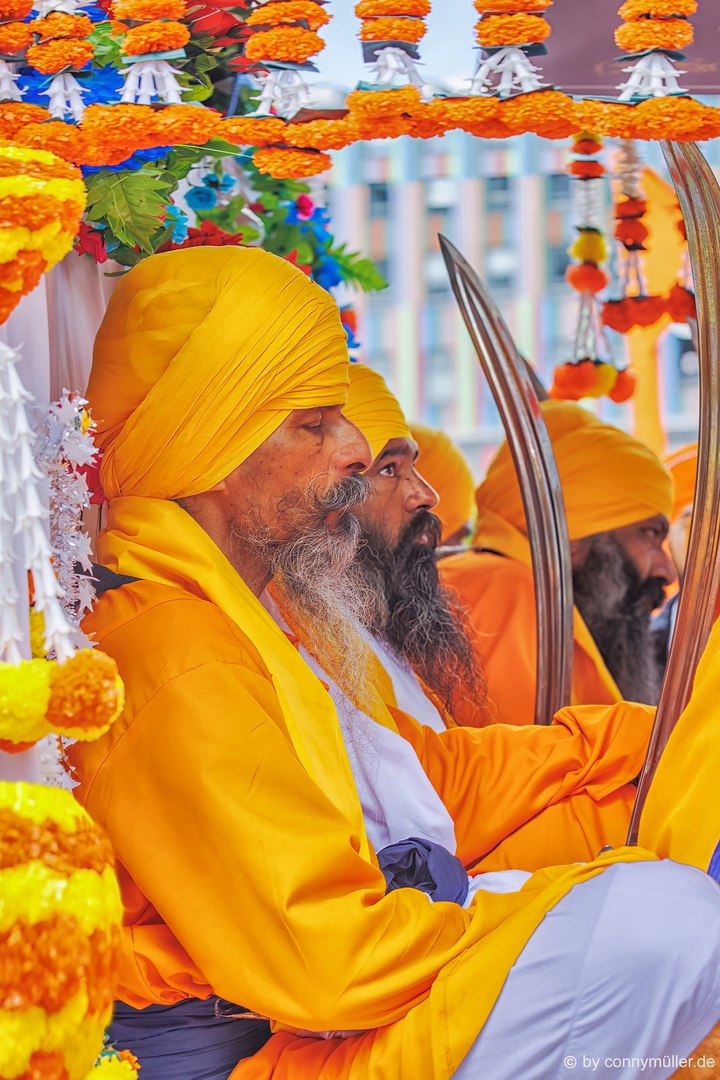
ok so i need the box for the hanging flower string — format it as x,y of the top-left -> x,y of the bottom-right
471,0 -> 552,99
551,133 -> 636,404
615,0 -> 696,102
353,0 -> 431,105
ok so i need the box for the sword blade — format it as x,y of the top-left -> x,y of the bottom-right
627,141 -> 720,844
440,235 -> 573,724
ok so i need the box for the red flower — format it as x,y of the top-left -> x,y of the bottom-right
295,193 -> 315,220
74,222 -> 107,264
285,248 -> 311,276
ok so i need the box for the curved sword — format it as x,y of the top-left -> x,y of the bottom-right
627,141 -> 720,843
440,235 -> 573,725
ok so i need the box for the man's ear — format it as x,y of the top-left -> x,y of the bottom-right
570,536 -> 592,570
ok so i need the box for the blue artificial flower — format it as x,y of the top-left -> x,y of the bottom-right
201,172 -> 236,192
18,66 -> 124,109
185,186 -> 218,212
80,145 -> 173,177
315,255 -> 343,291
165,204 -> 189,244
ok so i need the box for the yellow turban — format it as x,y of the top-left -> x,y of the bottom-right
342,362 -> 412,462
476,401 -> 673,546
410,423 -> 475,540
664,442 -> 698,522
87,247 -> 350,500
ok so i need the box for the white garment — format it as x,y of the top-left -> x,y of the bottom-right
455,860 -> 720,1080
367,634 -> 447,733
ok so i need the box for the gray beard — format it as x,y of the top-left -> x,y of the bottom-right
572,532 -> 665,705
230,475 -> 378,716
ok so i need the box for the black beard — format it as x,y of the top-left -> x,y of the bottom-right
572,532 -> 666,705
355,510 -> 485,717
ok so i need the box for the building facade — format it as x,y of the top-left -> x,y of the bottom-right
327,130 -> 715,476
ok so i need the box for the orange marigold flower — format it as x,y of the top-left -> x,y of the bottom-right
0,21 -> 32,53
550,360 -> 598,401
246,1 -> 331,31
608,367 -> 636,403
348,113 -> 411,140
665,282 -> 695,321
356,0 -> 429,13
499,89 -> 579,137
616,197 -> 647,218
572,138 -> 602,155
221,115 -> 287,146
429,93 -> 500,129
628,95 -> 708,141
0,0 -> 32,18
0,192 -> 83,230
46,650 -> 124,739
567,158 -> 604,179
13,120 -> 87,164
614,17 -> 693,52
565,264 -> 608,295
0,102 -> 50,136
245,25 -> 324,62
283,117 -> 358,150
111,0 -> 186,18
109,19 -> 128,33
346,84 -> 421,116
476,0 -> 551,7
122,19 -> 190,54
253,146 -> 331,178
30,12 -> 93,39
26,37 -> 94,72
153,102 -> 221,143
475,12 -> 550,46
602,295 -> 666,332
618,0 -> 696,17
359,16 -> 426,41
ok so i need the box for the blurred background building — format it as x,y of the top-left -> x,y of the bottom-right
326,129 -> 719,476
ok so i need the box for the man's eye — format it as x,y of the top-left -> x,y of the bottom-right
379,463 -> 395,476
304,421 -> 322,432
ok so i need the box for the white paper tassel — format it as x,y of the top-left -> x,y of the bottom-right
251,68 -> 314,119
0,60 -> 23,102
366,45 -> 431,99
469,46 -> 547,98
32,0 -> 89,15
0,342 -> 74,664
617,51 -> 688,101
41,72 -> 86,122
120,59 -> 184,105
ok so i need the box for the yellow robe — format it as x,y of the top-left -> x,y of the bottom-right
68,498 -> 683,1080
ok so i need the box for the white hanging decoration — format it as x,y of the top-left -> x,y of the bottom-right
0,60 -> 23,102
0,342 -> 74,665
250,68 -> 314,119
120,58 -> 184,105
41,72 -> 87,122
468,46 -> 546,98
366,45 -> 430,97
616,51 -> 688,101
33,392 -> 98,632
32,0 -> 89,14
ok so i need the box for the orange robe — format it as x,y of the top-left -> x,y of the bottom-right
440,550 -> 621,727
69,575 -> 652,1020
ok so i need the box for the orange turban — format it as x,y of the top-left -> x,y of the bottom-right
476,401 -> 673,547
410,423 -> 475,540
343,363 -> 411,462
664,443 -> 698,522
87,247 -> 350,500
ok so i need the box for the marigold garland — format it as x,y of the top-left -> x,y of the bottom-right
29,13 -> 94,40
252,146 -> 331,178
122,19 -> 190,55
0,21 -> 32,54
110,0 -> 186,17
666,281 -> 695,321
0,0 -> 31,17
0,783 -> 122,1080
221,115 -> 287,147
26,38 -> 94,73
618,0 -> 696,18
475,12 -> 550,47
476,0 -> 551,8
359,16 -> 426,42
346,84 -> 421,116
615,17 -> 694,52
356,0 -> 430,13
244,25 -> 324,63
246,1 -> 331,31
46,650 -> 124,741
282,117 -> 358,150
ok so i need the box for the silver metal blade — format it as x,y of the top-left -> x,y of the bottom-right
440,236 -> 573,725
627,141 -> 720,844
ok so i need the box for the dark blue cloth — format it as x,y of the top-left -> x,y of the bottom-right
708,839 -> 720,885
377,836 -> 469,905
108,998 -> 271,1080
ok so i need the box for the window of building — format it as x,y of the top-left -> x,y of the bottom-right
369,183 -> 389,218
425,251 -> 450,294
486,175 -> 512,208
547,173 -> 571,202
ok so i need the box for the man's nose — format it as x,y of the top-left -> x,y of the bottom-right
654,543 -> 678,588
405,469 -> 439,513
334,415 -> 372,474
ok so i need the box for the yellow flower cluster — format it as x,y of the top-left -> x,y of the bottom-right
0,143 -> 85,324
0,783 -> 122,1080
0,650 -> 125,752
89,1049 -> 141,1079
